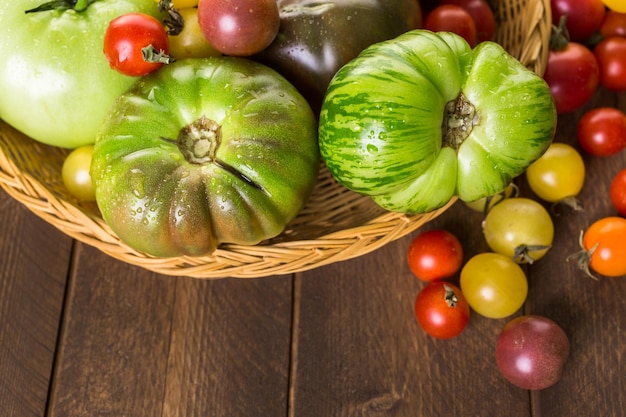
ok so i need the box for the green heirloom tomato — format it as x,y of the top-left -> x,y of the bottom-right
253,0 -> 422,113
91,57 -> 320,257
319,30 -> 557,214
0,0 -> 162,148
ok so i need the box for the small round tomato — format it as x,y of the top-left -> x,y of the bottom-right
440,0 -> 496,42
572,217 -> 626,278
594,36 -> 626,92
482,198 -> 554,263
424,4 -> 477,47
62,145 -> 95,202
197,0 -> 280,56
543,42 -> 599,114
168,7 -> 221,59
464,183 -> 518,214
526,143 -> 585,207
603,0 -> 626,13
103,13 -> 170,77
578,107 -> 626,156
551,0 -> 606,42
407,229 -> 464,281
610,169 -> 626,216
496,315 -> 570,390
460,252 -> 528,319
600,10 -> 626,38
414,281 -> 470,339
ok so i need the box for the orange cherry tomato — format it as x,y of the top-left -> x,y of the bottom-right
574,217 -> 626,278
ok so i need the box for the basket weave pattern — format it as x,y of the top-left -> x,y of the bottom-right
0,0 -> 551,278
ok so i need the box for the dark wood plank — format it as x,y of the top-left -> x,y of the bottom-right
47,243 -> 294,417
160,273 -> 293,417
47,243 -> 177,417
0,190 -> 72,417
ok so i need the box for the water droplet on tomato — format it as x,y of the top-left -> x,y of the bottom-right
129,169 -> 146,199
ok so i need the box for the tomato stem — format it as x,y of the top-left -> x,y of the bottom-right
567,231 -> 599,280
25,0 -> 99,13
513,244 -> 551,264
442,93 -> 477,150
549,15 -> 570,51
142,45 -> 174,65
176,116 -> 221,165
158,0 -> 184,36
443,284 -> 459,308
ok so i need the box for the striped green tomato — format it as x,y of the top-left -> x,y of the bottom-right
318,30 -> 557,214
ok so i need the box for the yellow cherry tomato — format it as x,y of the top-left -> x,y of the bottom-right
482,197 -> 554,263
460,252 -> 528,319
603,0 -> 626,13
168,7 -> 221,59
464,183 -> 517,214
525,143 -> 585,204
62,145 -> 96,202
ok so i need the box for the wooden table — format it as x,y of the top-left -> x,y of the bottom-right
1,86 -> 624,417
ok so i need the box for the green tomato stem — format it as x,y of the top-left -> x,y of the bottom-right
25,0 -> 100,13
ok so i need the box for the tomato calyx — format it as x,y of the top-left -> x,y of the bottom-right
551,196 -> 584,214
442,93 -> 478,149
176,116 -> 221,165
549,15 -> 571,51
25,0 -> 99,13
157,0 -> 184,36
141,45 -> 174,65
567,231 -> 599,280
443,284 -> 460,308
513,244 -> 552,264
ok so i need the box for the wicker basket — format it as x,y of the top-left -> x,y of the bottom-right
0,0 -> 551,279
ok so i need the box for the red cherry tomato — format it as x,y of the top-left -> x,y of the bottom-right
578,107 -> 626,156
600,10 -> 626,38
103,13 -> 170,77
407,229 -> 464,282
610,169 -> 626,216
550,0 -> 606,42
414,282 -> 470,339
440,0 -> 496,42
543,42 -> 599,114
594,36 -> 626,92
424,4 -> 477,47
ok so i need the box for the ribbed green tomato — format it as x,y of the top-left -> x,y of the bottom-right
91,57 -> 320,257
319,30 -> 556,213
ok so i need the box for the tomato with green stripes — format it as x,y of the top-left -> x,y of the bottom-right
318,30 -> 556,214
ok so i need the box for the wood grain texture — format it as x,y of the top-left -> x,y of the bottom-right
46,243 -> 294,417
0,192 -> 72,417
293,202 -> 532,417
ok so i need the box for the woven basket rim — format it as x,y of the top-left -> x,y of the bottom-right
0,0 -> 551,279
